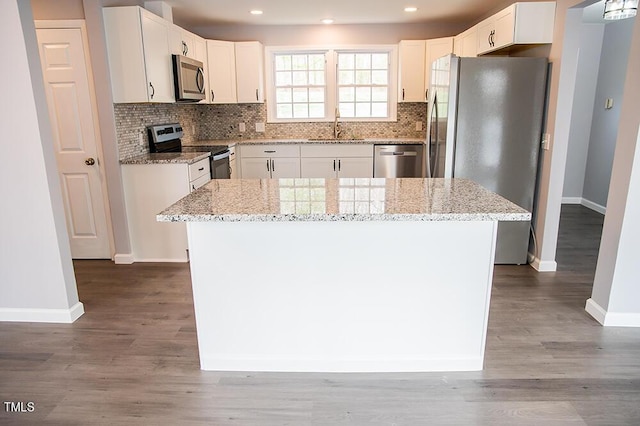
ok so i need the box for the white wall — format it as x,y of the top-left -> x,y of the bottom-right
0,0 -> 83,322
561,23 -> 604,201
582,18 -> 635,209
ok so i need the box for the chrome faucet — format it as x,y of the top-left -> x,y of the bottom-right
333,108 -> 342,139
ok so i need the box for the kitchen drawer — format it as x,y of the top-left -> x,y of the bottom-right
240,144 -> 300,158
190,173 -> 210,192
189,158 -> 210,181
300,144 -> 373,158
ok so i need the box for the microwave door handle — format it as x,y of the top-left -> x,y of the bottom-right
196,67 -> 205,93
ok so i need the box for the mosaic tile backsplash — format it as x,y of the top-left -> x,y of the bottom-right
115,103 -> 427,160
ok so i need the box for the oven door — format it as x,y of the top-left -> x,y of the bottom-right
211,150 -> 231,179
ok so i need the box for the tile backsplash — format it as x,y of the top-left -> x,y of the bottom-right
115,103 -> 427,160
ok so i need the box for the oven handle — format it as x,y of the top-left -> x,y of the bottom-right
212,150 -> 230,161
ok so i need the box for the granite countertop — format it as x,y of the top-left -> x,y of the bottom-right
185,138 -> 425,147
157,178 -> 531,223
121,152 -> 210,165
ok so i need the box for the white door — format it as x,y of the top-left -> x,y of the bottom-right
240,158 -> 271,178
337,157 -> 374,178
36,26 -> 111,259
300,157 -> 336,178
271,158 -> 301,179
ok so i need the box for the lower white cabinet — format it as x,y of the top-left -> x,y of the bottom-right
300,144 -> 373,178
122,158 -> 210,262
239,144 -> 300,178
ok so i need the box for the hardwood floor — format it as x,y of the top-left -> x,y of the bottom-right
2,205 -> 640,425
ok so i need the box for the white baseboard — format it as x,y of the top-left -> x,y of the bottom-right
585,298 -> 640,327
562,197 -> 606,214
0,302 -> 84,323
113,253 -> 134,264
562,197 -> 582,204
529,256 -> 557,272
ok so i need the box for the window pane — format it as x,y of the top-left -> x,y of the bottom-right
339,54 -> 355,69
277,104 -> 292,118
356,103 -> 371,117
371,102 -> 387,117
309,103 -> 324,118
356,87 -> 371,102
292,55 -> 307,70
309,71 -> 324,85
355,54 -> 371,69
276,88 -> 292,102
355,70 -> 371,85
372,87 -> 387,102
372,70 -> 387,85
309,54 -> 324,70
371,53 -> 387,69
292,71 -> 307,85
293,104 -> 309,118
309,88 -> 324,102
339,102 -> 355,117
275,55 -> 291,71
339,87 -> 355,102
292,88 -> 308,102
276,71 -> 292,86
339,70 -> 354,85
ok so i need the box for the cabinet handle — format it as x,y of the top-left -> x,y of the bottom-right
198,167 -> 204,171
338,159 -> 341,171
425,89 -> 428,101
266,159 -> 270,172
271,159 -> 275,172
264,150 -> 276,153
402,88 -> 405,101
149,82 -> 155,99
256,89 -> 259,101
211,90 -> 215,101
192,184 -> 196,191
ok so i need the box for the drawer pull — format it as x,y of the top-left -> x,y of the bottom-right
264,150 -> 276,153
198,167 -> 204,171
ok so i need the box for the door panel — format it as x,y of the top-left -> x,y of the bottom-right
37,27 -> 111,258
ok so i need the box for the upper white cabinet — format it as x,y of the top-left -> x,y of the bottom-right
168,25 -> 203,59
453,26 -> 479,58
476,2 -> 556,55
104,6 -> 175,103
398,40 -> 426,102
206,40 -> 238,104
235,42 -> 265,103
425,37 -> 454,93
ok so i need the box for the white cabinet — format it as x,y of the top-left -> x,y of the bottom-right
235,42 -> 265,103
476,2 -> 556,55
169,25 -> 201,59
239,145 -> 300,178
398,40 -> 426,102
454,26 -> 478,58
122,158 -> 210,262
300,145 -> 373,178
103,6 -> 174,103
425,37 -> 454,95
229,144 -> 238,178
206,40 -> 238,104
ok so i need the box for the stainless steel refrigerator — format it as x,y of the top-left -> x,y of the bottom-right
426,54 -> 548,264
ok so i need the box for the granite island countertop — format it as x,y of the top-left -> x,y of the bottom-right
121,152 -> 210,165
157,178 -> 530,223
185,138 -> 425,147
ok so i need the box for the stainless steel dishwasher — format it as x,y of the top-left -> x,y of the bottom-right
373,144 -> 424,177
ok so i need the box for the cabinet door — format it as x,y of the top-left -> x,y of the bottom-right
240,158 -> 271,178
337,157 -> 374,178
425,37 -> 454,95
301,157 -> 337,178
271,157 -> 301,178
235,41 -> 265,103
140,12 -> 174,102
207,40 -> 237,104
493,6 -> 516,49
398,40 -> 426,102
476,19 -> 495,55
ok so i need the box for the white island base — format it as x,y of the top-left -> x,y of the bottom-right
187,219 -> 497,372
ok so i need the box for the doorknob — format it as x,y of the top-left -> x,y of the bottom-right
85,158 -> 95,166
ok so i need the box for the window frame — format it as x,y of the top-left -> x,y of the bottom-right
265,45 -> 398,123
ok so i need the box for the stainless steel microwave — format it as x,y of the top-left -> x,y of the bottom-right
172,54 -> 205,102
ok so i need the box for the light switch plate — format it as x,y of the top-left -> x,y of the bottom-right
139,132 -> 145,146
415,121 -> 423,131
239,122 -> 246,132
605,98 -> 614,109
255,122 -> 265,132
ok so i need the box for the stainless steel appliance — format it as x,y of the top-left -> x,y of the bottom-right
172,55 -> 205,102
426,54 -> 548,264
373,144 -> 424,178
147,123 -> 230,179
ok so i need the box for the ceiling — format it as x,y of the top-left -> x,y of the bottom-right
161,0 -> 515,27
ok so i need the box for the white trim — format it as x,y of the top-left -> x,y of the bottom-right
113,253 -> 135,264
562,197 -> 582,204
585,298 -> 640,327
581,198 -> 606,215
34,19 -> 86,29
133,258 -> 189,263
529,256 -> 558,272
0,302 -> 84,323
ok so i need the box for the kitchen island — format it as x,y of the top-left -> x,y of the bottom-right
158,178 -> 529,372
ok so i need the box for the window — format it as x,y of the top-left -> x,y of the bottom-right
337,52 -> 389,118
274,52 -> 326,119
266,46 -> 397,123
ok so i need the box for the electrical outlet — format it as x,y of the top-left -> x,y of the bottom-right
139,132 -> 145,146
542,133 -> 552,151
255,122 -> 265,133
239,122 -> 246,132
415,121 -> 423,131
191,125 -> 196,134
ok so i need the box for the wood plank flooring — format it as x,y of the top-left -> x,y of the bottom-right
2,205 -> 640,425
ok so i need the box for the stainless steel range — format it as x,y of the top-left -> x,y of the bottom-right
147,123 -> 230,179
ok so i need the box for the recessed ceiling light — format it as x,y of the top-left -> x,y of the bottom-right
250,10 -> 263,15
404,7 -> 418,12
322,18 -> 334,24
